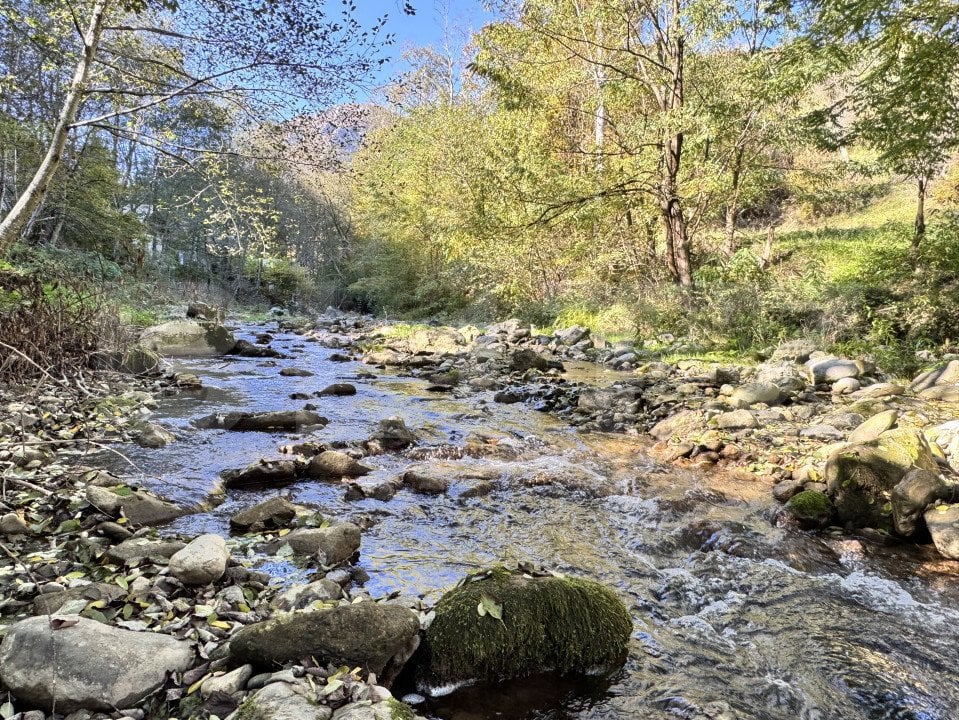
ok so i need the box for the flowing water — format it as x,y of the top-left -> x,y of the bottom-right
107,325 -> 959,720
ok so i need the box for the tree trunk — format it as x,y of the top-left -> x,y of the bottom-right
724,147 -> 745,256
912,176 -> 927,268
0,0 -> 110,258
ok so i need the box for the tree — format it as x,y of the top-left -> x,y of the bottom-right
802,0 -> 959,261
0,0 -> 391,257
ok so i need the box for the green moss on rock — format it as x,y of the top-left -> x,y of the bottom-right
422,567 -> 632,687
785,490 -> 833,528
387,698 -> 415,720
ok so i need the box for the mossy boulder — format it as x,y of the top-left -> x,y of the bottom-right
825,428 -> 939,530
420,568 -> 632,690
783,490 -> 833,529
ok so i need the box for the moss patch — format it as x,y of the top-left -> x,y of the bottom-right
387,698 -> 415,720
422,567 -> 632,686
785,490 -> 833,528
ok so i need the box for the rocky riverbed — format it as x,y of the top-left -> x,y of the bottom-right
2,308 -> 959,720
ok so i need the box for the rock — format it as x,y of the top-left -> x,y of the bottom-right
186,301 -> 219,320
825,429 -> 939,529
772,477 -> 805,503
650,410 -> 706,441
283,523 -> 361,564
831,377 -> 861,395
233,680 -> 333,720
807,357 -> 860,385
782,490 -> 833,529
799,424 -> 844,441
891,469 -> 959,537
32,583 -> 125,616
106,537 -> 185,564
317,383 -> 357,396
201,664 -> 253,698
406,327 -> 466,355
402,470 -> 449,495
0,512 -> 30,535
0,616 -> 192,712
135,423 -> 175,448
121,345 -> 165,375
230,496 -> 298,532
848,410 -> 899,444
230,601 -> 420,676
909,360 -> 959,393
370,418 -> 417,450
421,568 -> 631,689
509,349 -> 552,373
280,367 -> 314,377
754,364 -> 807,394
230,339 -> 285,358
554,326 -> 590,345
924,504 -> 959,559
86,486 -> 187,526
771,339 -> 819,363
222,460 -> 301,488
730,383 -> 780,408
194,410 -> 328,431
140,320 -> 236,357
271,580 -> 343,611
307,451 -> 371,478
852,382 -> 904,399
714,409 -> 758,430
918,385 -> 959,402
332,701 -> 416,720
168,534 -> 229,585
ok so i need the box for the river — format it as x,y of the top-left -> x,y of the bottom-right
107,323 -> 959,720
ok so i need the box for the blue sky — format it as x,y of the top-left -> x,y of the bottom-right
355,1 -> 497,80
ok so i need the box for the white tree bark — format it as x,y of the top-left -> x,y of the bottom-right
0,0 -> 110,257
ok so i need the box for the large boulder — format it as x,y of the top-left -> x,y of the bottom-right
650,410 -> 706,441
825,429 -> 939,529
232,680 -> 334,720
139,319 -> 235,357
230,601 -> 420,676
420,568 -> 631,690
0,616 -> 193,712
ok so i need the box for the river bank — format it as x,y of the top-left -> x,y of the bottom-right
1,309 -> 959,720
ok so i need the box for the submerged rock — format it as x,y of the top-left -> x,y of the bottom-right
230,339 -> 285,358
307,450 -> 371,478
194,410 -> 328,431
230,496 -> 298,532
0,616 -> 192,712
230,601 -> 420,676
222,459 -> 301,488
370,418 -> 417,450
421,567 -> 631,690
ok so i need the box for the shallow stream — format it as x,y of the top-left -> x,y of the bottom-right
107,325 -> 959,720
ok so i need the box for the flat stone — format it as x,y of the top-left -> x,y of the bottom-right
106,538 -> 185,564
0,616 -> 193,712
849,410 -> 899,444
32,583 -> 126,616
714,409 -> 758,430
230,602 -> 420,676
230,496 -> 298,532
283,523 -> 361,565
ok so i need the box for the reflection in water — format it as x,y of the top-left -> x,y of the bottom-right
100,325 -> 959,720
